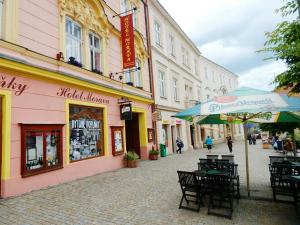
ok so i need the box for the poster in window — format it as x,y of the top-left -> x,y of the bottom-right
147,128 -> 154,143
69,105 -> 104,162
111,126 -> 124,156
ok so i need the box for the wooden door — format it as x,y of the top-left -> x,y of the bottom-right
125,113 -> 140,157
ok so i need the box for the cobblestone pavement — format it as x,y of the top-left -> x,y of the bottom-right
0,140 -> 299,225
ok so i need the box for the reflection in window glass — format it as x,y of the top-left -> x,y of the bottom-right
69,105 -> 104,162
46,131 -> 59,166
25,131 -> 43,171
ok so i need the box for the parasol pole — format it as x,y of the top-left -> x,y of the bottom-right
243,115 -> 250,197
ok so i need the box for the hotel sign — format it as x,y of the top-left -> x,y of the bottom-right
121,14 -> 135,69
120,103 -> 132,120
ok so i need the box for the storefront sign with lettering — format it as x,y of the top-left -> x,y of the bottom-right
57,87 -> 109,104
0,76 -> 28,96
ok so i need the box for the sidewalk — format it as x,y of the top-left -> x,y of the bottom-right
0,140 -> 298,225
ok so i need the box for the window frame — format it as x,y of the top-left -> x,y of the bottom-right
154,21 -> 162,46
173,78 -> 178,101
69,104 -> 105,163
21,124 -> 64,177
0,0 -> 3,38
158,70 -> 166,98
89,32 -> 102,73
65,17 -> 82,63
169,34 -> 175,57
134,59 -> 142,88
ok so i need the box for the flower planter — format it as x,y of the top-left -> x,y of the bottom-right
149,154 -> 159,160
262,143 -> 270,149
125,160 -> 138,168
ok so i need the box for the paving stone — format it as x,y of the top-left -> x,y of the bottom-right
0,140 -> 298,224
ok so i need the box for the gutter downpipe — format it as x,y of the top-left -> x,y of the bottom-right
141,0 -> 158,151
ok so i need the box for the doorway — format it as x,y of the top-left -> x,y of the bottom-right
171,126 -> 176,153
190,125 -> 195,147
125,113 -> 140,157
201,127 -> 205,143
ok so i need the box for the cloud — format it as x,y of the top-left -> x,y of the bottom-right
158,0 -> 288,80
238,61 -> 287,91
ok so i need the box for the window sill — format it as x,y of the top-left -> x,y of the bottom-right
174,99 -> 180,103
160,96 -> 167,100
22,165 -> 63,178
70,155 -> 103,163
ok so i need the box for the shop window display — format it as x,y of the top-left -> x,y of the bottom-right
69,105 -> 104,162
21,125 -> 63,177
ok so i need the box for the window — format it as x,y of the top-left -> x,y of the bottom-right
134,59 -> 142,87
69,105 -> 104,162
124,69 -> 132,84
205,67 -> 208,80
229,79 -> 232,88
21,124 -> 63,177
218,125 -> 221,138
184,84 -> 189,100
212,71 -> 215,82
197,88 -> 201,101
158,70 -> 166,97
189,87 -> 193,101
173,78 -> 178,101
186,51 -> 190,67
169,34 -> 175,57
0,0 -> 3,37
66,17 -> 82,63
181,47 -> 189,67
194,58 -> 199,75
154,21 -> 161,46
89,32 -> 102,73
181,47 -> 185,65
206,94 -> 210,100
120,0 -> 128,13
131,3 -> 138,28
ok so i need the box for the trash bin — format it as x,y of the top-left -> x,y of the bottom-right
160,144 -> 167,157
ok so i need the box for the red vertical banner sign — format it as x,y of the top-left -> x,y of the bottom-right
121,14 -> 136,69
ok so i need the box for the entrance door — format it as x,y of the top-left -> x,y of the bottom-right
125,113 -> 140,157
0,97 -> 2,197
201,127 -> 205,143
171,126 -> 176,153
190,125 -> 195,147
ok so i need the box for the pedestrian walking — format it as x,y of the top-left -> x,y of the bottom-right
176,137 -> 184,154
251,134 -> 256,145
247,133 -> 252,145
227,136 -> 233,153
205,136 -> 213,152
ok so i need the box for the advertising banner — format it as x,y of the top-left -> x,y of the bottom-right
121,14 -> 135,69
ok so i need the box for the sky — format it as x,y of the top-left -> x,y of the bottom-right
158,0 -> 290,91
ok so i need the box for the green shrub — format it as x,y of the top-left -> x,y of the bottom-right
124,151 -> 139,161
149,149 -> 159,155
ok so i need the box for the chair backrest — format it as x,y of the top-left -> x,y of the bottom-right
206,174 -> 233,195
207,155 -> 219,160
221,155 -> 234,163
269,156 -> 284,164
177,171 -> 198,190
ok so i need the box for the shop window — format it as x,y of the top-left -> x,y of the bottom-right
89,32 -> 102,74
21,124 -> 63,177
69,104 -> 104,162
66,17 -> 82,63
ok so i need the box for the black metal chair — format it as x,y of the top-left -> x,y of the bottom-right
206,174 -> 234,219
207,155 -> 219,160
177,171 -> 204,212
269,164 -> 295,201
221,155 -> 234,163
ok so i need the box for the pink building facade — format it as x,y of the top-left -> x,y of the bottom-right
0,0 -> 154,198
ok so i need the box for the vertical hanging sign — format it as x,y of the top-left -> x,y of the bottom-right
121,14 -> 136,69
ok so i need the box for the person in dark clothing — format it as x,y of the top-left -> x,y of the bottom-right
227,136 -> 233,153
176,137 -> 184,154
247,134 -> 252,145
251,134 -> 256,145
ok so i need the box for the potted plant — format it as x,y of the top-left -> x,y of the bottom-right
124,150 -> 139,168
149,148 -> 159,160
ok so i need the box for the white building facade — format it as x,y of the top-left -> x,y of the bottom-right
148,0 -> 242,154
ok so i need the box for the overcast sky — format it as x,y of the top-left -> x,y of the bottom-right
158,0 -> 289,91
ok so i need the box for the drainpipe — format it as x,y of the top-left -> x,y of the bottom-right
141,0 -> 158,150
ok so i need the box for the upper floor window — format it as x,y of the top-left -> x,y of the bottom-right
131,3 -> 138,29
189,87 -> 193,101
184,84 -> 189,100
158,70 -> 166,97
173,78 -> 178,101
229,78 -> 232,88
169,34 -> 175,57
194,58 -> 199,76
205,67 -> 208,80
212,71 -> 215,82
89,32 -> 102,73
134,59 -> 142,87
154,21 -> 161,46
124,69 -> 132,84
66,17 -> 82,63
120,0 -> 129,13
0,0 -> 3,37
206,94 -> 210,100
197,88 -> 201,101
